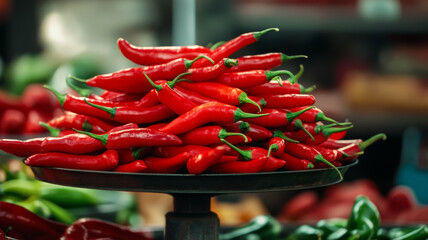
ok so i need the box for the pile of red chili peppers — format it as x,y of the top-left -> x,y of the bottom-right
0,28 -> 386,176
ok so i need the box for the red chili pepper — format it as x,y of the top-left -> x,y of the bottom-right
338,133 -> 386,161
0,201 -> 67,240
143,152 -> 192,173
267,137 -> 287,157
145,72 -> 197,115
47,112 -> 112,134
61,217 -> 153,239
209,156 -> 267,174
281,119 -> 315,141
174,85 -> 217,105
116,147 -> 151,164
153,145 -> 211,158
39,122 -> 75,137
245,107 -> 313,128
192,28 -> 279,68
238,96 -> 267,113
318,138 -> 364,149
0,109 -> 26,134
187,145 -> 230,174
177,81 -> 262,112
217,121 -> 273,142
25,149 -> 119,171
179,125 -> 248,146
214,69 -> 295,88
84,56 -> 213,94
244,81 -> 316,96
41,123 -> 138,154
0,90 -> 23,112
185,58 -> 238,82
279,152 -> 314,171
113,160 -> 148,173
217,155 -> 239,164
282,141 -> 342,179
310,145 -> 338,162
260,93 -> 316,109
160,102 -> 268,135
99,90 -> 148,102
74,127 -> 182,149
117,37 -> 212,65
286,123 -> 354,145
23,109 -> 50,135
0,137 -> 46,158
288,106 -> 342,125
228,52 -> 307,72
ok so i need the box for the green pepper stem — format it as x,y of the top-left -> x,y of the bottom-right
294,119 -> 315,141
132,147 -> 147,160
271,76 -> 283,86
167,72 -> 193,89
281,54 -> 308,63
359,133 -> 387,151
66,75 -> 88,83
273,130 -> 299,143
218,129 -> 248,142
233,108 -> 269,122
185,55 -> 214,69
224,58 -> 238,68
143,72 -> 163,91
265,70 -> 295,84
39,122 -> 60,137
82,119 -> 93,132
267,144 -> 278,157
293,65 -> 304,84
84,99 -> 117,119
238,92 -> 262,112
73,128 -> 108,146
238,121 -> 251,134
321,124 -> 354,139
220,139 -> 252,161
209,41 -> 225,50
253,28 -> 279,41
301,84 -> 316,94
314,154 -> 343,180
43,85 -> 66,107
66,75 -> 92,97
307,162 -> 314,169
286,106 -> 315,124
342,151 -> 364,158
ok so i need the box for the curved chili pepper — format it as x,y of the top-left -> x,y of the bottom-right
286,123 -> 354,145
239,96 -> 267,113
0,137 -> 46,158
84,99 -> 175,124
282,141 -> 342,179
143,152 -> 192,173
117,37 -> 212,65
246,107 -> 313,128
0,201 -> 67,240
311,145 -> 339,163
113,160 -> 148,173
187,145 -> 231,174
83,55 -> 213,94
39,122 -> 75,137
185,58 -> 238,82
174,85 -> 217,105
267,137 -> 288,157
145,72 -> 197,115
228,52 -> 307,72
74,127 -> 182,149
261,93 -> 316,109
177,81 -> 261,112
338,133 -> 386,161
41,123 -> 138,154
289,106 -> 343,125
209,156 -> 267,174
47,112 -> 109,134
160,102 -> 268,135
153,145 -> 211,158
192,28 -> 279,68
25,149 -> 119,171
279,152 -> 314,171
179,125 -> 248,146
282,119 -> 315,141
319,138 -> 364,149
214,69 -> 295,88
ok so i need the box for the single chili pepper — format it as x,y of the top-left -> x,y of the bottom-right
192,28 -> 279,68
318,138 -> 364,149
310,145 -> 338,162
74,127 -> 182,149
220,215 -> 282,240
48,112 -> 116,133
113,160 -> 148,173
246,107 -> 313,128
209,156 -> 267,174
346,195 -> 381,240
185,58 -> 238,82
218,121 -> 272,142
228,52 -> 307,72
116,147 -> 151,164
39,122 -> 75,137
0,201 -> 67,240
160,102 -> 268,135
25,149 -> 119,171
117,37 -> 212,65
288,106 -> 343,125
282,141 -> 342,180
216,155 -> 239,164
214,69 -> 295,88
0,109 -> 26,134
187,145 -> 231,174
244,80 -> 316,96
267,136 -> 293,157
145,72 -> 197,115
83,56 -> 213,94
41,123 -> 138,154
174,85 -> 217,105
84,99 -> 175,124
143,152 -> 191,173
62,217 -> 153,240
338,133 -> 386,161
0,137 -> 46,157
238,96 -> 267,113
178,81 -> 262,112
279,152 -> 314,171
153,145 -> 211,158
179,125 -> 248,146
261,93 -> 316,109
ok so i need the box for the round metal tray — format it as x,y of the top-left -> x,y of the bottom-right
30,160 -> 357,194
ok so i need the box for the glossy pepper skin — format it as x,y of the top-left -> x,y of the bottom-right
185,58 -> 238,82
117,37 -> 212,65
338,133 -> 386,161
209,156 -> 267,174
113,160 -> 148,173
260,93 -> 316,109
227,52 -> 307,72
279,152 -> 314,171
85,55 -> 211,94
246,107 -> 313,128
179,125 -> 248,146
187,145 -> 230,174
289,106 -> 341,125
25,149 -> 119,171
243,79 -> 315,96
152,145 -> 211,158
214,69 -> 295,88
160,102 -> 268,135
47,112 -> 109,134
174,85 -> 217,105
0,137 -> 46,157
143,152 -> 192,173
0,201 -> 67,240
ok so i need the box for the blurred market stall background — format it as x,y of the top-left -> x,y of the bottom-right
0,0 -> 427,227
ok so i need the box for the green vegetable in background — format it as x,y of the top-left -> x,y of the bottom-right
39,186 -> 100,208
346,195 -> 380,240
220,215 -> 283,240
